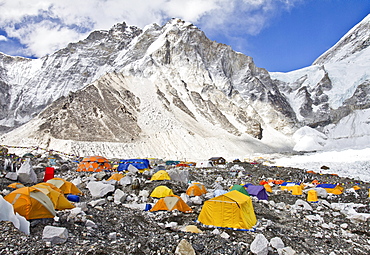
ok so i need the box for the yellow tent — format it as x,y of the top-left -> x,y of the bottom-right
150,195 -> 192,213
150,170 -> 171,181
325,186 -> 344,195
291,185 -> 303,195
281,183 -> 304,192
150,186 -> 174,198
32,183 -> 75,210
107,173 -> 125,181
4,187 -> 56,220
263,184 -> 272,193
197,190 -> 257,230
47,178 -> 82,195
307,189 -> 318,203
35,182 -> 63,193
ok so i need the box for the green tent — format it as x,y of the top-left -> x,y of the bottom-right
230,185 -> 250,196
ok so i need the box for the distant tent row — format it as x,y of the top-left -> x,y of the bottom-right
316,183 -> 344,195
76,156 -> 152,173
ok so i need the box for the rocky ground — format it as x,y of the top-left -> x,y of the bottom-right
0,153 -> 370,255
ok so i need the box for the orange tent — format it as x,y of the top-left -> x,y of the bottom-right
352,185 -> 361,190
46,178 -> 82,195
186,185 -> 203,196
32,183 -> 75,210
107,173 -> 125,181
4,187 -> 56,220
150,195 -> 192,213
186,183 -> 207,196
7,183 -> 25,189
76,156 -> 112,172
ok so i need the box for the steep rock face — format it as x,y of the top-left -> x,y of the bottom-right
119,19 -> 297,135
0,23 -> 142,130
38,76 -> 141,142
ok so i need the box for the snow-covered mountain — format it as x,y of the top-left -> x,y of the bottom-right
270,14 -> 370,152
0,15 -> 369,160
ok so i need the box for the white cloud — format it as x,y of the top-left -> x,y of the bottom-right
0,35 -> 7,41
0,0 -> 302,57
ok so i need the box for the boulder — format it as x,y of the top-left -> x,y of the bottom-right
42,226 -> 68,244
250,234 -> 269,255
175,239 -> 196,255
270,237 -> 285,249
87,181 -> 115,198
277,246 -> 296,255
16,159 -> 37,184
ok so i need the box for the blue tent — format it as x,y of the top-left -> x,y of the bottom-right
316,184 -> 337,189
245,185 -> 269,200
117,159 -> 150,172
280,182 -> 301,186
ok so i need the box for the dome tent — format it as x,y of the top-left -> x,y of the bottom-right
150,170 -> 171,181
117,159 -> 150,172
107,173 -> 125,181
186,183 -> 207,196
7,183 -> 25,189
197,190 -> 257,230
150,195 -> 192,213
76,156 -> 112,172
32,183 -> 75,210
150,186 -> 174,198
46,178 -> 82,195
230,185 -> 250,196
4,187 -> 56,220
245,185 -> 269,200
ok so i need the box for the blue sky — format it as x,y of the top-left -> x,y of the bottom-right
0,0 -> 369,72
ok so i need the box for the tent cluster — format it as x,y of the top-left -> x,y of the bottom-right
76,156 -> 152,173
145,169 -> 257,230
257,178 -> 348,203
4,178 -> 81,220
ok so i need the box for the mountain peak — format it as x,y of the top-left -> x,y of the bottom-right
313,14 -> 370,65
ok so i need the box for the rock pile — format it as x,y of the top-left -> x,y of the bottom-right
0,153 -> 370,254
